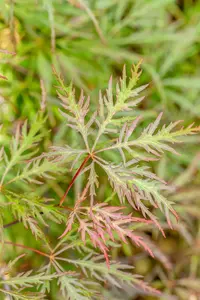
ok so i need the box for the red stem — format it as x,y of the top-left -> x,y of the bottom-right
59,154 -> 91,206
4,241 -> 50,258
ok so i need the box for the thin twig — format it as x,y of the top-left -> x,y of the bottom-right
3,241 -> 50,258
3,220 -> 19,229
59,153 -> 91,206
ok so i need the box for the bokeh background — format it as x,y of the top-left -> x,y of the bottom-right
0,0 -> 200,299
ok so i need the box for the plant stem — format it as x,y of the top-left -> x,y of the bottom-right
3,220 -> 19,229
59,153 -> 91,206
3,241 -> 50,258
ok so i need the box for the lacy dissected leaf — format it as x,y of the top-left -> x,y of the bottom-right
61,255 -> 161,296
3,190 -> 65,239
0,271 -> 60,289
58,274 -> 96,300
54,68 -> 95,151
94,157 -> 176,231
92,61 -> 147,151
1,60 -> 199,300
39,145 -> 87,170
54,63 -> 199,230
0,113 -> 47,186
98,112 -> 200,157
0,270 -> 63,300
6,157 -> 66,185
59,191 -> 154,264
0,289 -> 45,300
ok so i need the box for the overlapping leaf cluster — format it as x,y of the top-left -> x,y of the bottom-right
1,62 -> 199,299
0,0 -> 200,299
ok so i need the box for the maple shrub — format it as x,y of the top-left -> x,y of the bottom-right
0,62 -> 199,299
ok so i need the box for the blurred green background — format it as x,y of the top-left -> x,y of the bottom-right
0,0 -> 200,299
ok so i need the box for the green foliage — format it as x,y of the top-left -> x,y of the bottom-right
0,61 -> 199,299
0,0 -> 200,299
